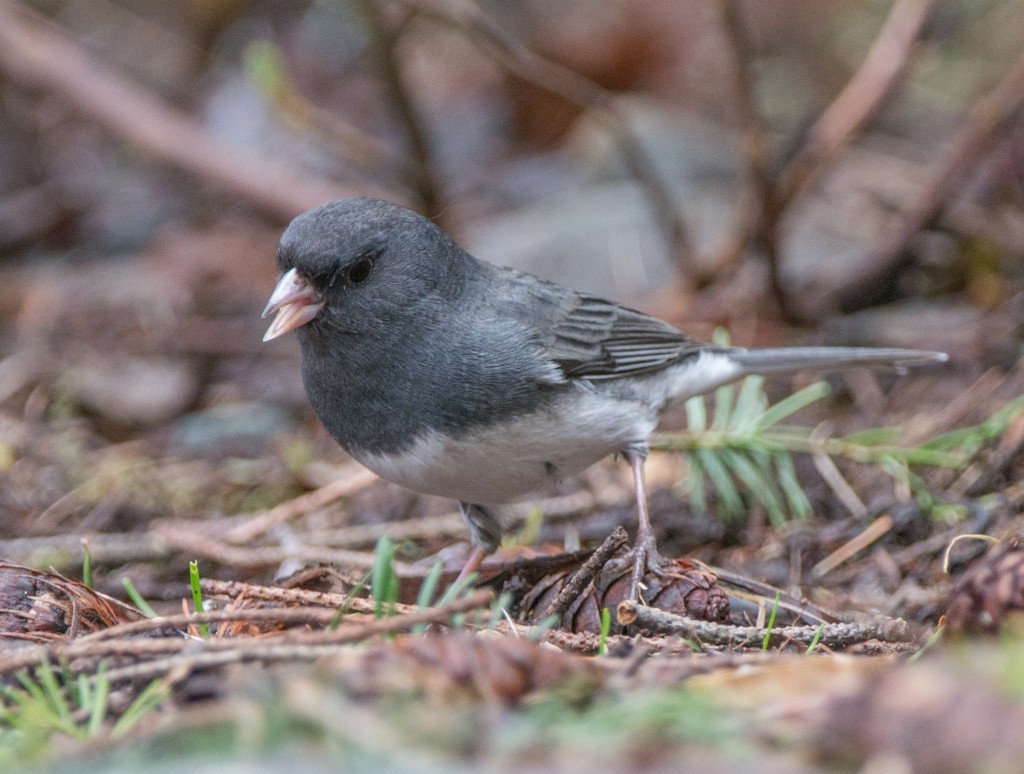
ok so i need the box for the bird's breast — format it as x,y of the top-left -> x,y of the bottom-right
350,390 -> 657,505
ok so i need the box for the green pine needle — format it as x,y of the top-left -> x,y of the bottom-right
653,374 -> 1021,525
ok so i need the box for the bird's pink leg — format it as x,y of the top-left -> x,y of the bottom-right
453,545 -> 488,587
625,450 -> 662,601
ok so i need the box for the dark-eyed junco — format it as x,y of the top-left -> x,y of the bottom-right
263,198 -> 947,598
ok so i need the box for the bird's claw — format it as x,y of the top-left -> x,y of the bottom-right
626,533 -> 667,602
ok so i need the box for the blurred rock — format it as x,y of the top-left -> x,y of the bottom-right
171,401 -> 292,456
66,356 -> 197,425
464,99 -> 946,313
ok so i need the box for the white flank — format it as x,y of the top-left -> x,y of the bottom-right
661,351 -> 745,405
356,391 -> 656,505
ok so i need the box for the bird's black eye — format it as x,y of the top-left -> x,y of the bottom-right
344,257 -> 373,285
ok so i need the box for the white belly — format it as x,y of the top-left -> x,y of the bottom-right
354,391 -> 656,504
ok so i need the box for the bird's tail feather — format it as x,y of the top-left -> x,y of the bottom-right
725,347 -> 948,376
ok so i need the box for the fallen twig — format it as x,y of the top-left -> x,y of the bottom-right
0,588 -> 495,678
201,577 -> 408,615
155,523 -> 421,575
811,514 -> 895,579
540,526 -> 629,622
224,467 -> 378,544
616,600 -> 914,649
77,606 -> 349,641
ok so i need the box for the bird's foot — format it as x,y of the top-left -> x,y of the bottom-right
624,532 -> 668,603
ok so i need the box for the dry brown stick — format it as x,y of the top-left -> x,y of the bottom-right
224,467 -> 379,544
97,588 -> 495,685
540,526 -> 629,621
200,577 -> 415,616
263,57 -> 417,178
406,0 -> 693,275
0,481 -> 630,572
708,567 -> 837,625
356,0 -> 442,218
0,532 -> 168,568
702,0 -> 934,287
776,0 -> 935,208
716,0 -> 792,321
298,511 -> 470,548
230,481 -> 632,549
0,588 -> 495,678
154,523 -> 423,576
0,0 -> 396,222
908,368 -> 1007,446
77,606 -> 350,642
837,42 -> 1024,313
811,514 -> 895,579
616,599 -> 914,648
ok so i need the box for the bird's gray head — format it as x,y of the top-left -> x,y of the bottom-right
262,198 -> 465,341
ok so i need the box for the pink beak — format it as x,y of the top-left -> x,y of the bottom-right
262,268 -> 325,341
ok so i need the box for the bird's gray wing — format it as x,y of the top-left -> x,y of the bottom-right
495,269 -> 706,381
547,293 -> 706,379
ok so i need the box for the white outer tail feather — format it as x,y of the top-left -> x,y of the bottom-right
665,347 -> 947,407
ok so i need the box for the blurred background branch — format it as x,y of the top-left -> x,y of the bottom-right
403,0 -> 696,275
0,0 -> 1021,339
708,0 -> 936,323
0,0 -> 393,223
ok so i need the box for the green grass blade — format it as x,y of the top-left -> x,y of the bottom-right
81,540 -> 92,590
806,624 -> 824,654
921,397 -> 1024,452
189,561 -> 209,639
244,40 -> 287,99
371,536 -> 397,619
86,666 -> 110,736
16,671 -> 47,704
528,614 -> 560,639
111,680 -> 169,739
486,591 -> 512,630
909,626 -> 945,662
841,427 -> 902,446
35,660 -> 71,727
598,607 -> 612,656
762,591 -> 781,651
436,575 -> 474,608
330,569 -> 373,629
121,577 -> 158,618
416,561 -> 444,609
